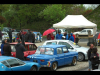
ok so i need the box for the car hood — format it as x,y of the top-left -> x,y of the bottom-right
27,54 -> 53,59
75,47 -> 89,52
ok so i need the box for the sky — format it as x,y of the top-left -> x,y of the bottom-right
83,4 -> 99,9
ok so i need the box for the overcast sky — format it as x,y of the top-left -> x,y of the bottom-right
83,4 -> 99,9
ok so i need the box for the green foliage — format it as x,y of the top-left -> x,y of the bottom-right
38,4 -> 66,24
0,23 -> 4,31
85,5 -> 100,30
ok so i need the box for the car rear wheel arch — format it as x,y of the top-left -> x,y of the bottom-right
30,65 -> 37,71
50,61 -> 58,71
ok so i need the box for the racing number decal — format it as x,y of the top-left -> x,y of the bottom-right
47,61 -> 51,67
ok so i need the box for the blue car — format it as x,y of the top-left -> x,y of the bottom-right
26,45 -> 78,71
33,32 -> 42,42
0,56 -> 41,71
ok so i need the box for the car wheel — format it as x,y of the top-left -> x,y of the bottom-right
30,66 -> 37,71
78,53 -> 85,62
51,62 -> 57,71
71,57 -> 77,66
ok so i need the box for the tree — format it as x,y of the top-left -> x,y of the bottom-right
38,4 -> 66,24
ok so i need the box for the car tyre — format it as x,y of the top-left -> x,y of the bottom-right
51,62 -> 57,71
30,66 -> 37,71
78,53 -> 85,62
71,57 -> 77,66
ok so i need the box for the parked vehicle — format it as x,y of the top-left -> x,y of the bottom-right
2,31 -> 9,40
0,42 -> 37,59
43,40 -> 89,61
33,32 -> 42,42
73,29 -> 93,36
0,56 -> 41,71
0,27 -> 12,32
26,45 -> 78,71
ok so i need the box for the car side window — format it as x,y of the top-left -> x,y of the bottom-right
46,42 -> 57,45
81,30 -> 86,32
1,61 -> 10,67
58,42 -> 72,49
7,59 -> 20,67
63,47 -> 68,53
17,59 -> 25,65
57,48 -> 62,54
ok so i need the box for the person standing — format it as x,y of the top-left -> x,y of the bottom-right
0,29 -> 2,40
8,29 -> 12,43
25,32 -> 29,42
71,32 -> 75,42
1,40 -> 5,55
69,33 -> 74,42
3,39 -> 11,56
51,33 -> 54,40
15,39 -> 25,60
87,44 -> 94,71
90,47 -> 99,70
28,30 -> 34,43
32,33 -> 35,43
47,34 -> 51,40
56,31 -> 63,40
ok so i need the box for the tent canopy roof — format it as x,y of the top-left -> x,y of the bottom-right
53,15 -> 97,28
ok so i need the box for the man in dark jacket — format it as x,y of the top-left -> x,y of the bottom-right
8,29 -> 12,43
32,33 -> 35,43
15,39 -> 25,60
87,44 -> 94,71
3,39 -> 11,56
90,47 -> 99,70
28,30 -> 34,43
25,33 -> 29,42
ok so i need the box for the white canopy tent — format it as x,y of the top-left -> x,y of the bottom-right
53,15 -> 97,35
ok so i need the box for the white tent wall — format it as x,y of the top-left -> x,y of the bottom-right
53,15 -> 97,35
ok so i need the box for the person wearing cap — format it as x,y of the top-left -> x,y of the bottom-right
15,39 -> 25,60
56,31 -> 63,40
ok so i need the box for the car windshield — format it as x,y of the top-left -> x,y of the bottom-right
69,40 -> 80,48
35,47 -> 54,55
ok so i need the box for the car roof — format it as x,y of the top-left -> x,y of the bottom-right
39,44 -> 66,48
44,40 -> 69,42
83,29 -> 93,30
9,42 -> 35,45
0,56 -> 15,62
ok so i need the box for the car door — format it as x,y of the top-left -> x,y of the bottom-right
6,59 -> 29,71
58,41 -> 75,52
56,47 -> 64,66
62,47 -> 72,65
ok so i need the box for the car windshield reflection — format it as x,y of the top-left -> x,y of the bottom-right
35,47 -> 54,55
69,40 -> 80,48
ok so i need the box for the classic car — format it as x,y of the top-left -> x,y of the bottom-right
33,32 -> 42,42
0,56 -> 41,71
26,45 -> 78,71
0,42 -> 37,59
43,40 -> 89,61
